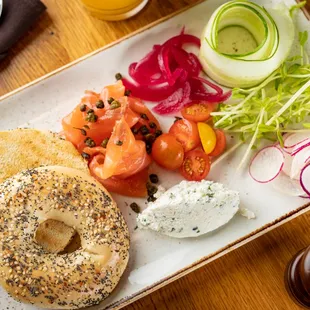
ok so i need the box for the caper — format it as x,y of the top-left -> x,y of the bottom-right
149,122 -> 157,129
110,100 -> 121,110
101,138 -> 109,148
80,104 -> 87,112
155,129 -> 163,137
132,127 -> 139,135
145,134 -> 155,143
149,174 -> 159,184
107,97 -> 114,104
130,203 -> 140,214
85,113 -> 98,123
140,113 -> 149,120
125,89 -> 131,96
115,73 -> 122,80
96,100 -> 104,109
84,137 -> 96,147
140,125 -> 150,135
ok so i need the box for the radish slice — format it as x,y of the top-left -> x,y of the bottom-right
282,151 -> 293,177
290,146 -> 310,179
249,146 -> 284,183
300,164 -> 310,197
272,172 -> 305,196
291,139 -> 310,156
284,132 -> 310,149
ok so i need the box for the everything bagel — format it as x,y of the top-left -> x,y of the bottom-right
0,166 -> 130,309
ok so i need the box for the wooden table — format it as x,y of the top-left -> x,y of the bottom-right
1,1 -> 310,309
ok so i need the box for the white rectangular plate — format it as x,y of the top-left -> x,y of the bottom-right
1,0 -> 310,309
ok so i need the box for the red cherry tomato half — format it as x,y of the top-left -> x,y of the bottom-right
180,149 -> 211,181
169,119 -> 200,152
209,129 -> 227,157
181,102 -> 217,122
152,134 -> 184,170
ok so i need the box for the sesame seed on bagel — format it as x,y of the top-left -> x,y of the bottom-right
0,166 -> 130,309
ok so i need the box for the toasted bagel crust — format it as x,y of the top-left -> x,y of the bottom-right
0,129 -> 89,183
0,166 -> 130,309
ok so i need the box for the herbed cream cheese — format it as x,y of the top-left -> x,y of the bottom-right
137,180 -> 240,238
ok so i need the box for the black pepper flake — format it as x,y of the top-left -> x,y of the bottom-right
115,140 -> 123,146
115,73 -> 123,80
80,104 -> 87,112
149,174 -> 159,184
192,227 -> 198,231
96,100 -> 104,109
84,125 -> 90,129
130,202 -> 140,214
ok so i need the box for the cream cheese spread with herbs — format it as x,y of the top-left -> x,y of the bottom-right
137,180 -> 240,238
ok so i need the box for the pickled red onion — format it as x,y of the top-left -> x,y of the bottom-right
123,28 -> 230,115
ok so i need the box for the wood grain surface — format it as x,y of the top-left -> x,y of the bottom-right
1,1 -> 310,309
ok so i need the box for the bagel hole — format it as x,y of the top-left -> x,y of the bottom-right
60,232 -> 81,254
35,219 -> 81,254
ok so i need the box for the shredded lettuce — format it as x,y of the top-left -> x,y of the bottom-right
212,32 -> 310,168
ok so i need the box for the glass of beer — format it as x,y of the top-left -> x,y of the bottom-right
80,0 -> 149,21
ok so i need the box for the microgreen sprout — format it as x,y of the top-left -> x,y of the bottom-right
212,32 -> 310,169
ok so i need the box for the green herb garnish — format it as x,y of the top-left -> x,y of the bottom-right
212,32 -> 310,168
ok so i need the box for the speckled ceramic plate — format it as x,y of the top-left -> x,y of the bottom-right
0,0 -> 309,309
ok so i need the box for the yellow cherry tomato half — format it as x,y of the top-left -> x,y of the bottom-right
197,122 -> 217,154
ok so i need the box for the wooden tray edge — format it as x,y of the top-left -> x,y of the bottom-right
0,0 -> 204,102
